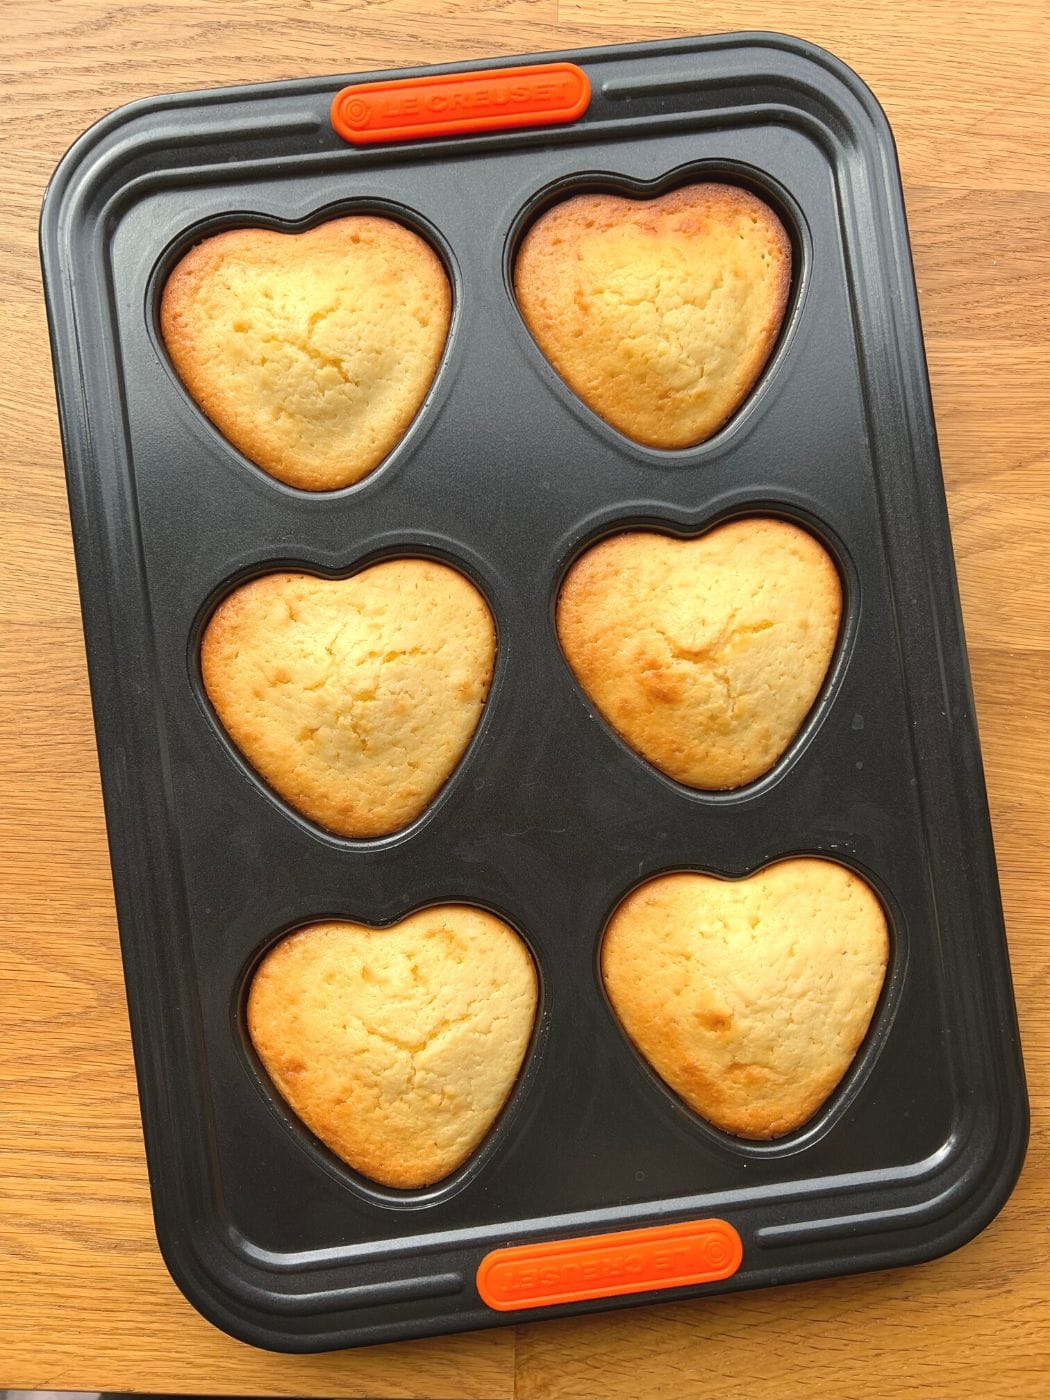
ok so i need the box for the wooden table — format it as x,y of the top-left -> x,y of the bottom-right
3,2 -> 1048,1395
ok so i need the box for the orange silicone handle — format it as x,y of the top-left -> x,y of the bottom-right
476,1218 -> 742,1312
331,62 -> 590,145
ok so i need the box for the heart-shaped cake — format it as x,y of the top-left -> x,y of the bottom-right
161,215 -> 451,491
201,560 -> 495,837
557,519 -> 841,789
514,183 -> 791,448
602,860 -> 888,1138
248,907 -> 538,1187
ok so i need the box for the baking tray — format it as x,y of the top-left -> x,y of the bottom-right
40,31 -> 1028,1351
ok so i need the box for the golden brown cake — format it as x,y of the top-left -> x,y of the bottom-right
556,519 -> 841,789
514,183 -> 791,448
201,560 -> 495,838
248,908 -> 538,1188
602,860 -> 889,1138
161,215 -> 451,490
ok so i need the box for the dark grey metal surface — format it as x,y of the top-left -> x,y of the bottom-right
39,32 -> 1027,1352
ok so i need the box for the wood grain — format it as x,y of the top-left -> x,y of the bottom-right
1,1 -> 1048,1395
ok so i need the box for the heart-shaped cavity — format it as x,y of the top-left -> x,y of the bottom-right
161,215 -> 451,491
602,860 -> 889,1138
514,183 -> 791,449
557,519 -> 841,789
248,907 -> 538,1188
201,560 -> 495,837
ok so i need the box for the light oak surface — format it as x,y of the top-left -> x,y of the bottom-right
2,1 -> 1048,1395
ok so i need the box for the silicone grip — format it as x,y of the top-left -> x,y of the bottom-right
477,1218 -> 743,1311
331,62 -> 590,145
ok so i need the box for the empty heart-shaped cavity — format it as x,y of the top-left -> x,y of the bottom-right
201,559 -> 495,838
557,518 -> 842,789
248,907 -> 538,1188
161,214 -> 451,491
602,860 -> 889,1139
514,182 -> 791,449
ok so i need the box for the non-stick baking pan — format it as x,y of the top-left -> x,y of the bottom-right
40,31 -> 1027,1351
